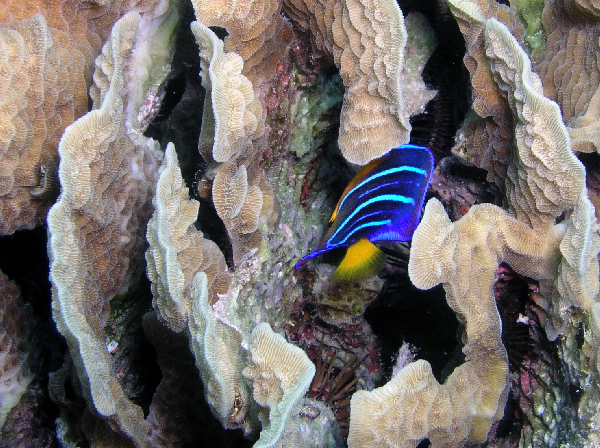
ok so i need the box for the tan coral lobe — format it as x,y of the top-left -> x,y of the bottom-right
284,0 -> 411,165
191,0 -> 287,87
0,270 -> 33,428
243,323 -> 316,447
536,0 -> 600,153
350,198 -> 557,448
0,0 -> 162,235
194,0 -> 412,166
187,272 -> 251,432
192,21 -> 269,261
447,0 -> 524,188
349,13 -> 600,448
47,6 -> 178,444
0,14 -> 87,234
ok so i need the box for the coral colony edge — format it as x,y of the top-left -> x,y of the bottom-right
0,0 -> 599,447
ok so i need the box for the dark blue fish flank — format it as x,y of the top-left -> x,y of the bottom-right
296,144 -> 434,281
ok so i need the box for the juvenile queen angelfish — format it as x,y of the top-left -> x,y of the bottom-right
295,144 -> 434,282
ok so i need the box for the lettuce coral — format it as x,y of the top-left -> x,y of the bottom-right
4,0 -> 600,446
347,12 -> 600,447
0,0 -> 167,235
535,0 -> 600,154
0,14 -> 87,234
283,0 -> 411,165
47,8 -> 175,445
192,20 -> 269,263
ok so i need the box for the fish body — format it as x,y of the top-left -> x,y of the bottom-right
296,144 -> 434,281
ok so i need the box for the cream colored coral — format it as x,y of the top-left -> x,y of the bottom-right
187,272 -> 252,432
484,18 -> 600,323
536,0 -> 600,153
190,0 -> 286,86
192,21 -> 263,164
350,17 -> 600,447
348,199 -> 561,448
0,0 -> 167,235
243,323 -> 315,448
145,143 -> 253,432
146,143 -> 231,332
47,11 -> 171,446
212,161 -> 264,236
284,0 -> 410,165
0,270 -> 33,428
447,0 -> 523,188
191,21 -> 267,256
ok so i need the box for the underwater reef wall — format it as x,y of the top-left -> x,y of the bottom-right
0,0 -> 599,447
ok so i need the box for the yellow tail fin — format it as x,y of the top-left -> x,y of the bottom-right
332,239 -> 386,282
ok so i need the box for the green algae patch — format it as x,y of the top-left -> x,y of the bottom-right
515,0 -> 546,58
